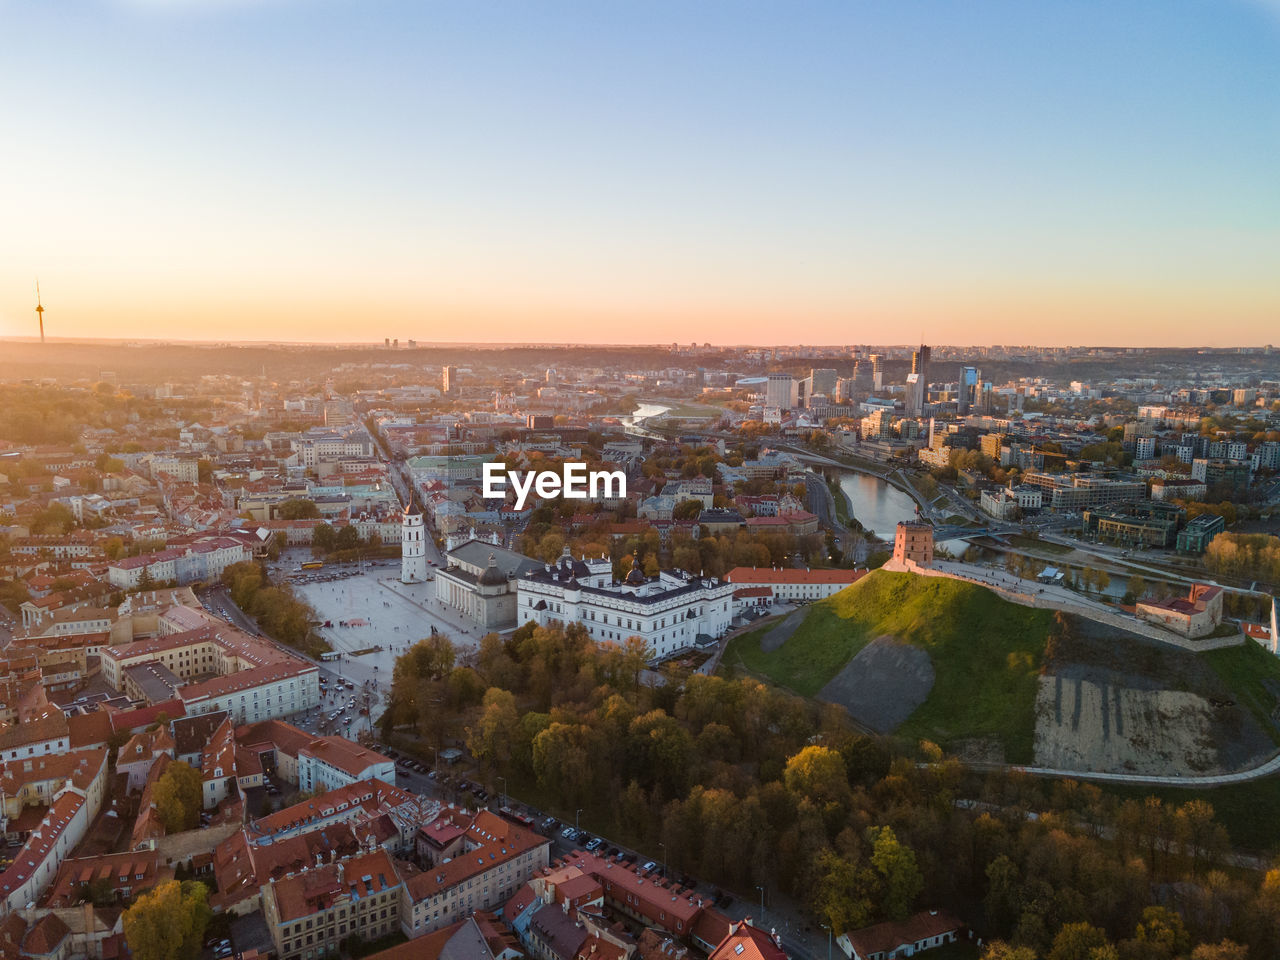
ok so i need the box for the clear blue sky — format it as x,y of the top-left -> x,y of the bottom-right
1,0 -> 1277,345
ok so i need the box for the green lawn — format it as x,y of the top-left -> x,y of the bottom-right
1204,641 -> 1280,746
827,479 -> 853,526
1010,534 -> 1073,556
723,571 -> 1053,761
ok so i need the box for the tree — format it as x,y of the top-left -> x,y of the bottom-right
1189,943 -> 1248,960
409,635 -> 457,680
813,848 -> 873,934
784,746 -> 851,807
1048,922 -> 1110,960
981,945 -> 1038,960
122,879 -> 211,960
1127,905 -> 1188,959
468,687 -> 521,766
673,499 -> 702,521
312,522 -> 337,555
867,826 -> 922,921
278,498 -> 320,520
154,761 -> 203,832
30,503 -> 77,535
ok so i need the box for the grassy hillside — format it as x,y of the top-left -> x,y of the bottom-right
723,570 -> 1053,761
1204,641 -> 1280,746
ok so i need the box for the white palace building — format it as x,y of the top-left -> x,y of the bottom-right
516,549 -> 735,661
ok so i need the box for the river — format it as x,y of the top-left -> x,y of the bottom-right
621,402 -> 672,438
833,471 -> 919,541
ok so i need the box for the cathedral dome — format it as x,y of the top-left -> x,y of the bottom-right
478,554 -> 506,586
624,557 -> 647,586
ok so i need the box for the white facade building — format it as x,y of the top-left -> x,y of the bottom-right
517,552 -> 734,661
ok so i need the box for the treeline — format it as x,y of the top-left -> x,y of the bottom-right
221,561 -> 329,658
521,526 -> 832,578
1203,533 -> 1280,587
384,621 -> 1280,958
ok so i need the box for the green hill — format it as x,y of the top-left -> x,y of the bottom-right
723,570 -> 1054,762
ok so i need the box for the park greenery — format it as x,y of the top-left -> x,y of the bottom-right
221,560 -> 330,658
382,610 -> 1280,959
1202,533 -> 1280,587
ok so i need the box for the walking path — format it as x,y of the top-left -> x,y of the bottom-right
1005,748 -> 1280,787
886,557 -> 1245,652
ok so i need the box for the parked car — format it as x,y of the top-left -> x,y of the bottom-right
561,826 -> 577,840
640,861 -> 657,873
584,837 -> 603,852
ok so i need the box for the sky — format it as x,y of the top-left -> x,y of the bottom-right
1,0 -> 1278,347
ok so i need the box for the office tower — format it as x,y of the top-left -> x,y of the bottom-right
869,353 -> 883,390
810,368 -> 838,398
766,373 -> 795,410
442,365 -> 458,394
909,345 -> 930,416
851,360 -> 873,401
958,366 -> 980,414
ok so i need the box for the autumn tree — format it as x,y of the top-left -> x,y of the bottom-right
784,746 -> 851,807
468,687 -> 521,766
122,880 -> 211,960
868,826 -> 922,921
1047,922 -> 1111,960
154,761 -> 203,832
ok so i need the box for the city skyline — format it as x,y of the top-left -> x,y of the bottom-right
2,0 -> 1278,346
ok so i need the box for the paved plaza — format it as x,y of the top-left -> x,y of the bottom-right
290,559 -> 505,701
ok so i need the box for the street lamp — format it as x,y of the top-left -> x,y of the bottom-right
820,924 -> 832,960
498,776 -> 508,807
575,808 -> 583,834
658,841 -> 666,878
756,885 -> 765,920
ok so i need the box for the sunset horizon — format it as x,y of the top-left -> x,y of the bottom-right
3,0 -> 1277,347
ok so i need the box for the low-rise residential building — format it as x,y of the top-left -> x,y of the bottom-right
979,485 -> 1042,520
0,749 -> 110,914
101,619 -> 320,726
299,738 -> 396,794
262,847 -> 403,960
708,921 -> 786,960
401,810 -> 550,937
837,910 -> 962,960
1151,477 -> 1208,502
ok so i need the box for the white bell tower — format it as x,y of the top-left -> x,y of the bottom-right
401,503 -> 428,584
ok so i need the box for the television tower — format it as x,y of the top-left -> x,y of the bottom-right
35,282 -> 45,344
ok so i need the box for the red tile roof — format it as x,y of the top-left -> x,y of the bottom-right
725,567 -> 865,585
843,910 -> 961,959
